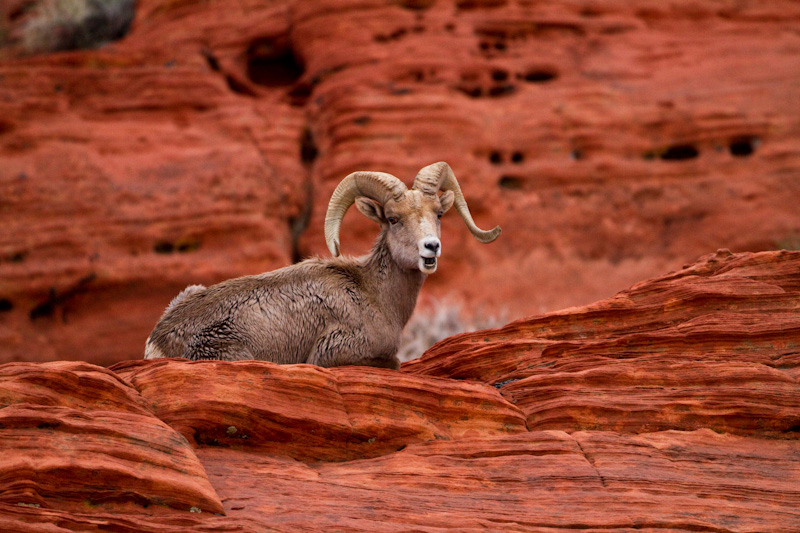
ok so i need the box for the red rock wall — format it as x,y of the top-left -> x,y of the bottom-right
2,0 -> 800,365
0,250 -> 798,530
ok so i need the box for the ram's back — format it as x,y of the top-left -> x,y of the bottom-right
144,258 -> 366,363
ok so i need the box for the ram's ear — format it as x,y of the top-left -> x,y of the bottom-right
355,197 -> 385,224
439,190 -> 455,214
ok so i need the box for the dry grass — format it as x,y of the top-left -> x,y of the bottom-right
775,233 -> 800,251
396,300 -> 507,363
20,0 -> 135,54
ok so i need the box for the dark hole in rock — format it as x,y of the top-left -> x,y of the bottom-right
660,144 -> 699,161
30,301 -> 54,320
457,86 -> 483,98
489,151 -> 503,164
729,137 -> 757,157
511,151 -> 524,163
194,429 -> 224,447
202,49 -> 220,71
29,275 -> 94,322
176,240 -> 201,253
0,299 -> 13,312
570,149 -> 585,161
9,251 -> 26,263
523,69 -> 557,83
457,0 -> 507,9
399,0 -> 435,9
488,84 -> 515,97
491,69 -> 509,81
389,28 -> 408,40
498,175 -> 523,190
225,75 -> 257,97
494,41 -> 507,51
288,82 -> 313,106
154,242 -> 175,254
301,128 -> 319,165
247,39 -> 304,87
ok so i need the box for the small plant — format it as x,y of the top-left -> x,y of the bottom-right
775,233 -> 800,251
20,0 -> 135,54
396,299 -> 507,362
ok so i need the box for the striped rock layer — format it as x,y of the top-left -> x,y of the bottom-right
0,250 -> 798,531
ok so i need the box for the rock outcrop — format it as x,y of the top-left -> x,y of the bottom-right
0,250 -> 798,531
405,249 -> 800,437
0,361 -> 224,518
3,0 -> 800,365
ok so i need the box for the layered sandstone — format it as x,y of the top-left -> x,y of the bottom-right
406,249 -> 800,437
2,0 -> 800,365
0,361 -> 223,516
0,250 -> 798,531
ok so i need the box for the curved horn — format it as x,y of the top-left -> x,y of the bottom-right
413,162 -> 501,243
324,171 -> 408,256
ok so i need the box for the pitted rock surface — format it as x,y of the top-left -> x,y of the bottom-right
2,0 -> 800,365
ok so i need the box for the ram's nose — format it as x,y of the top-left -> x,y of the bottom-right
420,237 -> 441,258
424,240 -> 440,255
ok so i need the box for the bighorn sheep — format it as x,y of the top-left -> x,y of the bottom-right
144,161 -> 500,369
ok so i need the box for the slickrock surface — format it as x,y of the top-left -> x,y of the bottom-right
406,249 -> 800,437
0,250 -> 798,531
0,361 -> 224,516
3,0 -> 800,365
113,358 -> 527,462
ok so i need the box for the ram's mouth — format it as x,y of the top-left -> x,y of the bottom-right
420,256 -> 437,272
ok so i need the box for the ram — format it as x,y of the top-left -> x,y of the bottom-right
144,162 -> 500,369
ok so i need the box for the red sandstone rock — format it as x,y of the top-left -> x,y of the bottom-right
1,0 -> 800,529
3,0 -> 800,366
113,358 -> 527,461
196,429 -> 800,532
405,249 -> 800,436
0,250 -> 798,531
0,361 -> 223,516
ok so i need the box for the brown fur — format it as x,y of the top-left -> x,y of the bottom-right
144,190 -> 452,369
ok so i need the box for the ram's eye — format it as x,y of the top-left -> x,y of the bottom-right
387,216 -> 399,225
437,211 -> 443,219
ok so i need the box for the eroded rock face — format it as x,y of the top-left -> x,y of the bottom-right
2,0 -> 800,365
0,361 -> 224,515
113,358 -> 526,461
0,250 -> 798,531
406,249 -> 800,436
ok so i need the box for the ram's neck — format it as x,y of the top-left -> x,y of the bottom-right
362,231 -> 426,328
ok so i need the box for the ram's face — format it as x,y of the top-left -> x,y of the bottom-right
358,190 -> 455,274
385,191 -> 446,274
